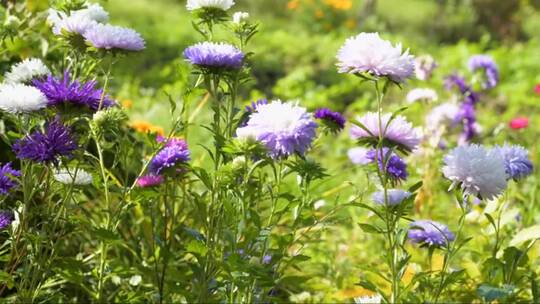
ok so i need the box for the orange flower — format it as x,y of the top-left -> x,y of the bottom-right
130,120 -> 165,136
287,0 -> 299,10
121,99 -> 133,109
325,0 -> 352,10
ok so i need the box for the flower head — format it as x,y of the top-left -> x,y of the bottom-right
372,189 -> 411,206
354,294 -> 382,304
445,74 -> 479,104
366,148 -> 408,182
136,175 -> 164,187
4,58 -> 50,84
149,139 -> 190,175
245,99 -> 268,113
350,112 -> 421,152
406,88 -> 438,104
493,144 -> 533,181
48,3 -> 108,36
130,120 -> 165,136
184,42 -> 244,71
0,84 -> 48,113
51,14 -> 98,36
13,117 -> 78,164
425,102 -> 460,131
314,108 -> 345,133
347,147 -> 371,165
0,211 -> 14,230
468,55 -> 499,89
236,100 -> 318,158
408,220 -> 455,247
71,3 -> 109,23
414,55 -> 437,81
509,117 -> 528,130
186,0 -> 235,11
33,71 -> 115,111
337,32 -> 415,83
54,168 -> 93,185
0,163 -> 20,195
83,23 -> 145,51
442,145 -> 507,200
232,11 -> 249,23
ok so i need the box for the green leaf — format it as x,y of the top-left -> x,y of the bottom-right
186,240 -> 208,257
0,271 -> 14,289
509,225 -> 540,247
358,223 -> 384,234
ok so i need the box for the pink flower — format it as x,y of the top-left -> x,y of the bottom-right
535,84 -> 540,95
136,175 -> 164,187
509,117 -> 528,130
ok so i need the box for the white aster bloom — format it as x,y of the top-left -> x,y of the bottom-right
71,3 -> 109,23
337,32 -> 415,83
186,0 -> 235,11
51,13 -> 98,35
4,58 -> 50,84
54,169 -> 93,186
232,11 -> 249,23
406,88 -> 438,104
354,294 -> 383,304
425,102 -> 459,131
0,84 -> 48,113
442,145 -> 507,200
48,3 -> 108,36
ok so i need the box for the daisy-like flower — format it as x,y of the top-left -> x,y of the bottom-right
442,144 -> 507,200
149,139 -> 190,175
336,32 -> 415,83
414,55 -> 437,81
33,71 -> 115,111
406,88 -> 438,104
13,117 -> 78,164
4,58 -> 50,84
372,189 -> 411,206
350,112 -> 421,152
51,14 -> 98,36
0,84 -> 48,113
314,108 -> 345,133
54,168 -> 93,185
83,23 -> 145,51
236,100 -> 318,158
48,3 -> 108,36
232,11 -> 249,24
354,294 -> 382,304
408,220 -> 455,247
184,42 -> 244,71
468,55 -> 499,89
0,210 -> 14,230
493,144 -> 533,181
186,0 -> 235,11
365,148 -> 408,182
347,147 -> 371,165
136,175 -> 164,188
0,163 -> 20,195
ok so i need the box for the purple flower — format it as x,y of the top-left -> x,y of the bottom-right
136,175 -> 164,187
366,148 -> 408,182
372,189 -> 411,206
314,108 -> 345,133
245,99 -> 268,113
445,74 -> 479,105
13,117 -> 78,164
468,55 -> 499,89
33,71 -> 115,111
456,102 -> 477,144
0,210 -> 14,230
149,139 -> 190,175
183,42 -> 244,70
408,220 -> 455,247
493,144 -> 533,181
0,163 -> 20,195
347,147 -> 371,165
83,23 -> 145,51
156,135 -> 189,149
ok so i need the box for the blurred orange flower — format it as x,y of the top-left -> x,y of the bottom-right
130,120 -> 165,136
324,0 -> 352,10
121,99 -> 133,109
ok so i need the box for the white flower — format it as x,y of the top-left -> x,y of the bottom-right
425,102 -> 459,131
4,58 -> 50,84
54,169 -> 93,186
186,0 -> 235,11
51,13 -> 98,35
354,294 -> 382,304
232,11 -> 249,23
0,84 -> 48,113
337,32 -> 415,83
71,3 -> 109,23
48,3 -> 108,36
442,145 -> 507,200
414,55 -> 437,81
406,88 -> 438,104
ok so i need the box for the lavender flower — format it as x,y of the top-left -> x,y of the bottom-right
445,74 -> 479,105
414,55 -> 437,81
468,55 -> 499,89
33,71 -> 115,111
0,211 -> 14,230
13,118 -> 78,164
236,100 -> 318,158
347,147 -> 371,165
184,42 -> 244,70
245,99 -> 268,113
493,144 -> 533,181
0,163 -> 20,195
83,23 -> 145,51
366,148 -> 408,182
408,220 -> 455,247
372,189 -> 411,206
314,108 -> 345,133
149,139 -> 190,175
136,175 -> 164,187
456,102 -> 478,144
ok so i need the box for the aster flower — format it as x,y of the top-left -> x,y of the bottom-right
336,32 -> 415,83
136,175 -> 164,188
71,3 -> 109,23
51,14 -> 98,36
408,220 -> 455,247
468,55 -> 499,89
0,211 -> 14,230
48,3 -> 108,36
347,147 -> 371,165
314,108 -> 345,133
354,294 -> 382,304
156,135 -> 189,148
236,100 -> 318,158
366,148 -> 408,182
493,144 -> 533,181
0,84 -> 48,113
186,0 -> 235,11
232,11 -> 249,24
149,139 -> 190,175
509,117 -> 528,130
445,74 -> 479,104
372,189 -> 411,206
54,168 -> 93,185
456,102 -> 478,144
0,163 -> 20,195
245,99 -> 267,113
4,58 -> 50,84
350,112 -> 421,152
425,102 -> 460,131
442,145 -> 507,200
406,88 -> 438,104
13,117 -> 78,164
184,42 -> 244,71
33,71 -> 115,111
414,55 -> 437,81
83,23 -> 145,51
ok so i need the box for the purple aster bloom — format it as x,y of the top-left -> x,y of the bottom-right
366,148 -> 408,182
149,140 -> 190,175
236,100 -> 318,159
468,55 -> 499,89
372,189 -> 411,206
245,99 -> 268,113
13,117 -> 78,164
408,220 -> 455,247
456,102 -> 477,143
445,74 -> 480,105
83,23 -> 145,51
33,71 -> 115,111
314,108 -> 345,133
493,144 -> 533,181
0,163 -> 20,195
136,175 -> 164,188
347,147 -> 371,165
0,210 -> 14,230
183,42 -> 244,70
156,135 -> 189,149
262,254 -> 272,264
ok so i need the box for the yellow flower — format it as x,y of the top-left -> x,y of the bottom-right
121,99 -> 133,109
287,0 -> 299,10
130,120 -> 165,136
